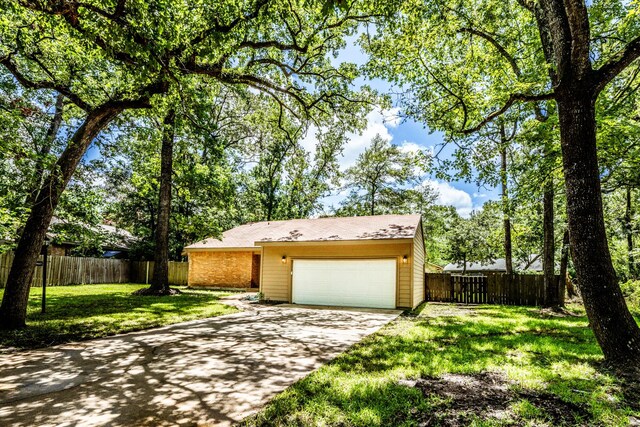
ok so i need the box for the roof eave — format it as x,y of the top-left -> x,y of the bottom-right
254,238 -> 415,246
183,246 -> 260,252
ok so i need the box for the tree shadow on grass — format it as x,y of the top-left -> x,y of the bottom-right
244,305 -> 638,426
26,291 -> 228,321
0,288 -> 235,350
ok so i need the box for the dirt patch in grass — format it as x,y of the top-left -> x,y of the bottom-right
411,371 -> 591,426
418,303 -> 479,318
131,286 -> 182,296
538,306 -> 582,318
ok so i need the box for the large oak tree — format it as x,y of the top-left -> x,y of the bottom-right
365,0 -> 640,365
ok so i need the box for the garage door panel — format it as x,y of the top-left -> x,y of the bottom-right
292,259 -> 396,309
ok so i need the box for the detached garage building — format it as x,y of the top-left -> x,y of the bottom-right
184,214 -> 425,309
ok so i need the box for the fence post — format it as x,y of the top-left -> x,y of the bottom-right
449,275 -> 454,302
145,261 -> 149,284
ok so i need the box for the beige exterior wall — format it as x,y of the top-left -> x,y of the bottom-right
412,221 -> 426,308
259,241 -> 415,308
188,251 -> 254,288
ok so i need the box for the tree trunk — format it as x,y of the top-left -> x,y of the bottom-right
542,175 -> 556,307
0,106 -> 121,328
625,186 -> 636,279
560,228 -> 576,297
370,184 -> 376,216
145,109 -> 176,295
557,93 -> 640,365
500,145 -> 513,274
265,177 -> 276,221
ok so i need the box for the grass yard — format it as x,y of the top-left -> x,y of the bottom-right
0,284 -> 237,351
243,303 -> 640,427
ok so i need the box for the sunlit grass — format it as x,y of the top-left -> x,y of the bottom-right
243,303 -> 639,427
0,284 -> 237,350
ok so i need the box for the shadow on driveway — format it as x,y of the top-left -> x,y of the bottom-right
0,304 -> 400,426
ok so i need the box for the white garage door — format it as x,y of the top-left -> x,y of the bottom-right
292,259 -> 396,309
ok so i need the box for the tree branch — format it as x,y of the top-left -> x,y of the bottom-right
459,27 -> 521,77
594,35 -> 640,94
462,92 -> 555,134
0,56 -> 92,111
238,40 -> 308,53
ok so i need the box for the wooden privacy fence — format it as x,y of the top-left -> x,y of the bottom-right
130,261 -> 188,286
425,273 -> 565,306
0,252 -> 188,287
0,252 -> 129,287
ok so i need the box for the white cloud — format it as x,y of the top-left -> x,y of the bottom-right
398,141 -> 422,154
426,180 -> 474,218
300,107 -> 399,169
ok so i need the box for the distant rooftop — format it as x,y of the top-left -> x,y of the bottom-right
443,257 -> 543,273
184,214 -> 422,250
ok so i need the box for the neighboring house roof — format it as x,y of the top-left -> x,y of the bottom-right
184,214 -> 422,251
97,224 -> 136,250
518,255 -> 544,272
443,257 -> 543,273
47,217 -> 136,250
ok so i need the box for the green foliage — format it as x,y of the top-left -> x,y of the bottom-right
0,284 -> 236,350
102,107 -> 238,260
243,304 -> 639,426
602,189 -> 640,280
0,73 -> 62,245
444,203 -> 502,269
360,0 -> 640,285
235,100 -> 354,222
0,0 -> 382,266
364,0 -> 545,135
337,134 -> 431,216
621,280 -> 640,314
422,205 -> 459,265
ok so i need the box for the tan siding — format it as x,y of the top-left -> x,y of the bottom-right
412,222 -> 426,308
260,242 -> 413,308
398,260 -> 412,307
188,251 -> 253,288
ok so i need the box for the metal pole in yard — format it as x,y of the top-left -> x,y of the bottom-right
41,242 -> 49,314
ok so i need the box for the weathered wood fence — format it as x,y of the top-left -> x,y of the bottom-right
425,273 -> 565,306
0,252 -> 188,287
130,261 -> 188,286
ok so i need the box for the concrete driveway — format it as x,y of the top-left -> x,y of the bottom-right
0,303 -> 400,426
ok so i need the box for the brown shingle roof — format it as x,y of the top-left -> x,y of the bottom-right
184,214 -> 421,250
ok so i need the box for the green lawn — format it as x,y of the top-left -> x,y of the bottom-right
243,303 -> 640,427
0,284 -> 237,351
